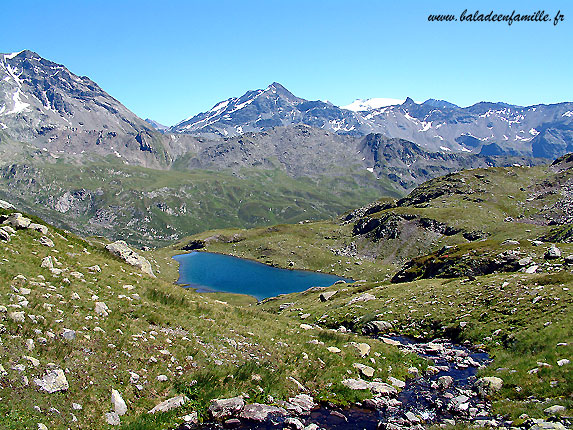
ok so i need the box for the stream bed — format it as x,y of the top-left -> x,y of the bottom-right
182,335 -> 497,430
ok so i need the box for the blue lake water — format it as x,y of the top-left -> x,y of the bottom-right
173,251 -> 351,300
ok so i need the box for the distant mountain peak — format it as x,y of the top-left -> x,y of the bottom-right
342,98 -> 405,112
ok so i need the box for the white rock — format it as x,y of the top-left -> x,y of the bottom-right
111,389 -> 127,416
34,368 -> 69,393
148,395 -> 187,413
95,302 -> 109,317
105,411 -> 121,426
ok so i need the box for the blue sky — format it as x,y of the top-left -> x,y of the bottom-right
2,0 -> 571,126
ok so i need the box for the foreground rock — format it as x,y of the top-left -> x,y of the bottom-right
239,403 -> 287,422
105,240 -> 155,277
209,396 -> 245,419
111,389 -> 127,416
474,376 -> 503,397
149,395 -> 187,413
34,368 -> 69,393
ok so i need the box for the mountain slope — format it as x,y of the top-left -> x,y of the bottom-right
0,50 -> 167,166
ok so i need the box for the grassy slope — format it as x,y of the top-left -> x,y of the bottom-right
164,163 -> 573,422
0,209 -> 423,430
0,159 -> 400,247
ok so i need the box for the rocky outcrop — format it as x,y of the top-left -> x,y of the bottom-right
105,240 -> 155,277
209,396 -> 245,419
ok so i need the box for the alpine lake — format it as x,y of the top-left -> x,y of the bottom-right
173,251 -> 351,300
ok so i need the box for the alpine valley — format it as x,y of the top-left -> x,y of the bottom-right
0,50 -> 571,430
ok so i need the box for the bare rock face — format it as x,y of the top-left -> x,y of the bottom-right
105,240 -> 154,277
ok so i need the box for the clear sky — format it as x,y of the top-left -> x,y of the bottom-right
2,0 -> 571,126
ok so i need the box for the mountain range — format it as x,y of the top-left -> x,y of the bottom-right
0,50 -> 570,244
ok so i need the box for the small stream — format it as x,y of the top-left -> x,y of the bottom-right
181,335 -> 493,430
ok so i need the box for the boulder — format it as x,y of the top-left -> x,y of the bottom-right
111,389 -> 127,416
39,236 -> 54,247
95,302 -> 109,317
105,241 -> 155,277
105,412 -> 120,426
368,381 -> 398,396
9,311 -> 25,323
319,291 -> 337,302
354,342 -> 371,357
544,405 -> 566,415
0,229 -> 10,242
61,329 -> 76,341
5,213 -> 31,229
209,396 -> 245,419
544,245 -> 562,259
287,394 -> 315,414
437,375 -> 454,390
148,395 -> 187,414
34,368 -> 69,393
362,320 -> 392,334
353,363 -> 375,378
474,376 -> 503,397
239,403 -> 287,421
0,199 -> 14,210
28,223 -> 48,235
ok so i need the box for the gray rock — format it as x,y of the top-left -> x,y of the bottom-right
342,378 -> 369,390
105,241 -> 155,277
111,389 -> 127,416
41,256 -> 53,269
0,229 -> 10,242
61,329 -> 76,341
348,293 -> 376,305
284,417 -> 305,430
239,403 -> 287,421
362,320 -> 393,334
0,199 -> 14,210
544,405 -> 566,415
564,255 -> 573,264
368,381 -> 398,396
288,394 -> 315,414
353,362 -> 375,378
544,245 -> 561,259
5,213 -> 31,229
529,419 -> 567,430
9,311 -> 25,322
319,291 -> 337,302
105,411 -> 120,426
474,376 -> 503,397
437,375 -> 454,390
148,395 -> 187,414
39,236 -> 54,247
388,376 -> 405,388
28,223 -> 48,235
209,396 -> 245,419
94,302 -> 109,317
34,368 -> 69,393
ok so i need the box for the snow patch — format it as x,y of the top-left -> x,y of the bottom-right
366,167 -> 374,173
562,111 -> 573,118
440,146 -> 451,152
342,98 -> 405,112
529,128 -> 539,136
4,51 -> 23,60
